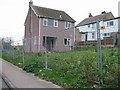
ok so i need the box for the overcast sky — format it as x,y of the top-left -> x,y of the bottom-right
0,0 -> 119,41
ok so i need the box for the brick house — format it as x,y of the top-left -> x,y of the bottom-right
24,0 -> 75,52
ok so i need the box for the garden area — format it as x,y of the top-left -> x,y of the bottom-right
2,46 -> 119,89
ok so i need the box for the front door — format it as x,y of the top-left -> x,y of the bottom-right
47,37 -> 56,51
85,33 -> 88,41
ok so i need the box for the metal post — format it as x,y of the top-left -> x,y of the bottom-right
45,36 -> 48,69
12,40 -> 14,60
96,19 -> 103,85
22,39 -> 24,63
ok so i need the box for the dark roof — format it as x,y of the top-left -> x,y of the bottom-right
103,16 -> 120,21
32,5 -> 76,23
76,12 -> 114,27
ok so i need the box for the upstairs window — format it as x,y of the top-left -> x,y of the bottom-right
88,24 -> 94,29
107,21 -> 114,27
88,24 -> 90,28
48,19 -> 54,26
54,20 -> 58,27
43,19 -> 47,26
65,22 -> 72,29
43,18 -> 58,27
91,24 -> 95,29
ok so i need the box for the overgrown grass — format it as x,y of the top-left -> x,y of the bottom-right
2,47 -> 119,88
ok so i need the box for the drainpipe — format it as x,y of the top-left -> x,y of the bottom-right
45,36 -> 48,69
38,16 -> 41,52
70,35 -> 72,51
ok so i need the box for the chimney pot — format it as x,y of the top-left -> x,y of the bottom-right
101,11 -> 106,14
29,0 -> 33,7
89,13 -> 93,17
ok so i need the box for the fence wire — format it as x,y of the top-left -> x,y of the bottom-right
1,37 -> 119,88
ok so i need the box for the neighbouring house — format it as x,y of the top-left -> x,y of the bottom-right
24,0 -> 75,52
76,11 -> 120,45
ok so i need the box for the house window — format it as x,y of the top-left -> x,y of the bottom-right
104,33 -> 110,37
64,38 -> 67,45
64,38 -> 71,46
92,32 -> 95,39
43,18 -> 58,27
54,20 -> 58,27
65,22 -> 71,29
92,24 -> 94,29
48,19 -> 54,26
43,19 -> 48,26
88,24 -> 90,28
68,22 -> 71,28
107,21 -> 114,27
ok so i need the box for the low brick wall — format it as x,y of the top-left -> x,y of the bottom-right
75,37 -> 113,46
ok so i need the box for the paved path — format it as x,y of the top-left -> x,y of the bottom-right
1,76 -> 10,89
0,58 -> 63,88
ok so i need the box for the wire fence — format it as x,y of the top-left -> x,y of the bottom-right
1,37 -> 119,88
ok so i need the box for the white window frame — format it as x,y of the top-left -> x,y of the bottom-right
91,24 -> 94,29
65,22 -> 68,29
104,33 -> 110,37
54,20 -> 58,27
107,21 -> 114,27
65,22 -> 71,29
68,22 -> 71,28
64,38 -> 71,46
43,18 -> 48,26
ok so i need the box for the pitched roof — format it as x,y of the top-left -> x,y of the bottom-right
76,12 -> 114,27
31,5 -> 76,23
103,16 -> 120,21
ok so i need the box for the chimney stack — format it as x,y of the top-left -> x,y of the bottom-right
29,0 -> 33,7
101,11 -> 106,14
89,13 -> 93,17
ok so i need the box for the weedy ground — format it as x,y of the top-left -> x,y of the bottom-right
2,47 -> 119,88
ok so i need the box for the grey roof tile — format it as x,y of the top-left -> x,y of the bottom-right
32,5 -> 76,23
76,12 -> 114,27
